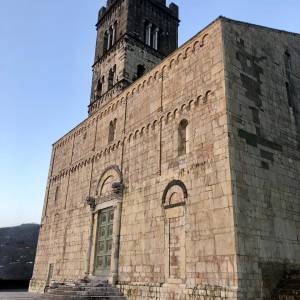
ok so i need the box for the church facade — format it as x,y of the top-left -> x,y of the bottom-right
30,1 -> 300,299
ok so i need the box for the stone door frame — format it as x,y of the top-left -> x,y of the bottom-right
86,165 -> 123,285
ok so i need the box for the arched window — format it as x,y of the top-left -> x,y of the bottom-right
178,119 -> 189,156
108,118 -> 117,143
54,186 -> 60,204
103,31 -> 109,53
136,64 -> 145,79
96,79 -> 102,98
108,26 -> 113,49
108,67 -> 115,90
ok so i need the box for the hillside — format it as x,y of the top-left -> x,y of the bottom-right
0,224 -> 39,281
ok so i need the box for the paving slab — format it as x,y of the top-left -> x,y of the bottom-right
0,292 -> 38,300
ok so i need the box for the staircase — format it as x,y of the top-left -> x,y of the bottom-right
273,270 -> 300,300
38,278 -> 127,300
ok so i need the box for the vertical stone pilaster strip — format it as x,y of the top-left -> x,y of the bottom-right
121,97 -> 128,171
85,211 -> 95,276
85,118 -> 99,275
64,135 -> 76,209
158,69 -> 164,175
111,199 -> 122,286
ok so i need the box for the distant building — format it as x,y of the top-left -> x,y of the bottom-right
30,1 -> 300,299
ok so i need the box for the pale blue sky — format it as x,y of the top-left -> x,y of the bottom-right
0,0 -> 299,227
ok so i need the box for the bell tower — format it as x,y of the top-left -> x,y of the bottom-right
88,0 -> 179,115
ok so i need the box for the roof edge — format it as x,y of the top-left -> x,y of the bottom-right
220,16 -> 300,37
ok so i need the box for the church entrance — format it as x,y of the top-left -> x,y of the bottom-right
94,207 -> 114,276
87,165 -> 123,284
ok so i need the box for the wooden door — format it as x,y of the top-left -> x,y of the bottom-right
94,207 -> 114,276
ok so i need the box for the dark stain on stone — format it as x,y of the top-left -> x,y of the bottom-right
240,74 -> 263,107
261,161 -> 269,170
238,129 -> 282,152
236,35 -> 266,109
260,150 -> 274,162
238,129 -> 258,147
249,106 -> 260,124
258,136 -> 282,152
255,127 -> 261,136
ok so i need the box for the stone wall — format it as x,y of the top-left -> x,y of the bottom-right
30,18 -> 240,299
223,18 -> 300,299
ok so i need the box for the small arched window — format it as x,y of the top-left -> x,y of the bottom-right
108,67 -> 115,90
108,26 -> 113,49
178,119 -> 189,156
96,79 -> 102,98
103,31 -> 109,53
54,186 -> 60,204
108,118 -> 117,143
136,64 -> 145,79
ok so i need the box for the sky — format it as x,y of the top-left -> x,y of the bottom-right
0,0 -> 299,228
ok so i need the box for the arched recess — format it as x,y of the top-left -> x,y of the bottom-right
162,180 -> 187,284
91,165 -> 123,283
162,179 -> 187,208
96,165 -> 123,199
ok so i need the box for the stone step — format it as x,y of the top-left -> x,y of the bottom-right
41,278 -> 127,300
47,290 -> 123,297
48,287 -> 122,292
38,296 -> 126,300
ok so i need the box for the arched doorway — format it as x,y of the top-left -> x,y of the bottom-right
91,166 -> 123,283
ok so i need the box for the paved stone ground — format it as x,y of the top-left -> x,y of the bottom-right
0,292 -> 38,300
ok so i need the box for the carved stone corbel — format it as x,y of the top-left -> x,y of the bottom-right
86,196 -> 96,211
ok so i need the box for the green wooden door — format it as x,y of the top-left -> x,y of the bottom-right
94,207 -> 114,276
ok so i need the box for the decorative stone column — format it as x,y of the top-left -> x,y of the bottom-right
153,27 -> 159,50
85,196 -> 96,276
112,24 -> 116,46
146,23 -> 152,46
